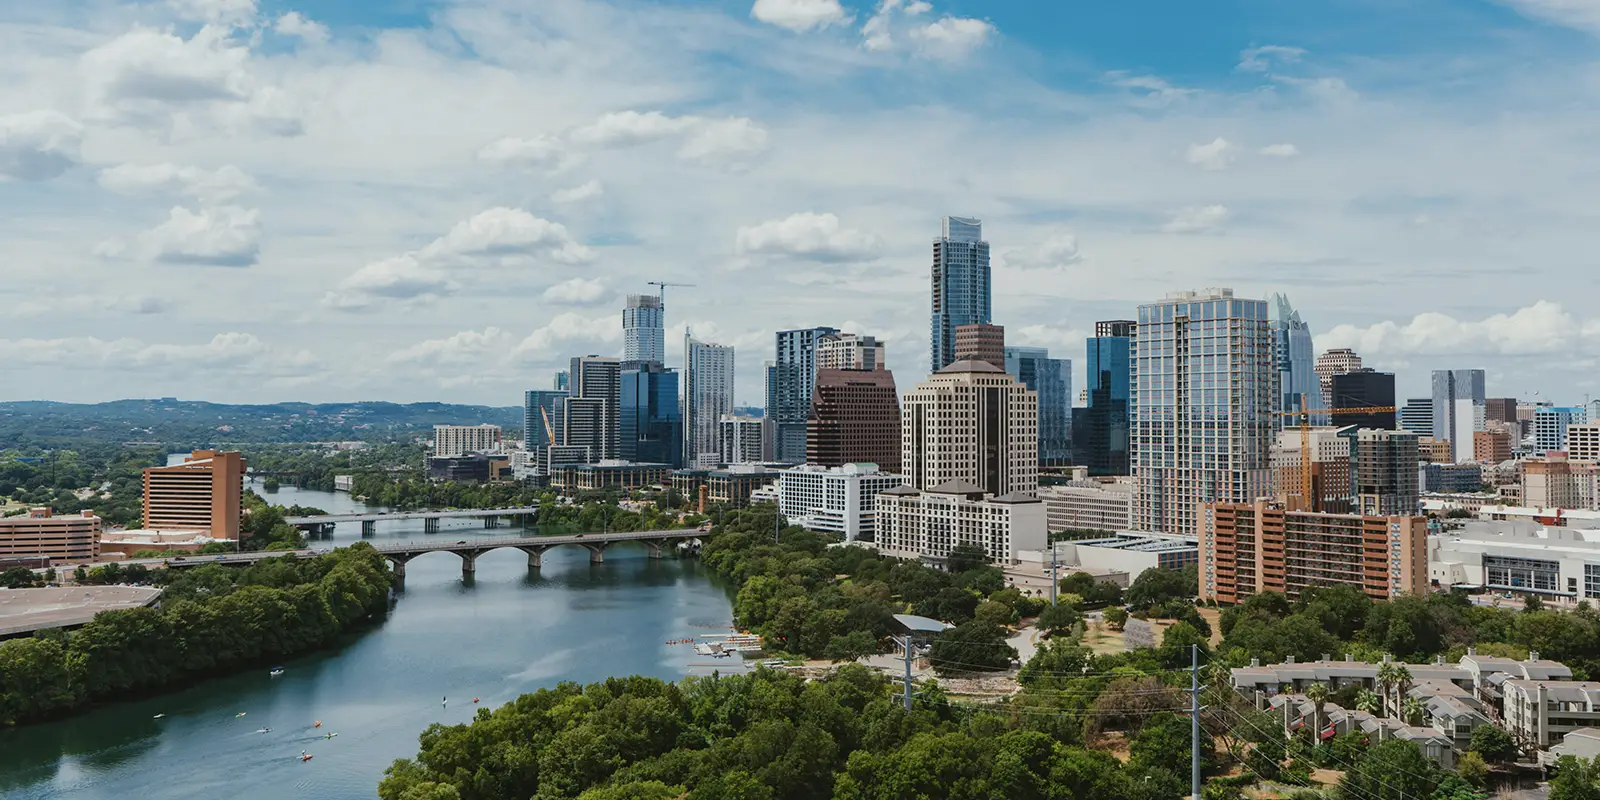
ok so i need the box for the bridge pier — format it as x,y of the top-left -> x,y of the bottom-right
424,518 -> 440,534
385,554 -> 414,580
583,542 -> 610,564
362,520 -> 376,536
460,551 -> 478,578
518,545 -> 550,569
484,516 -> 499,529
641,539 -> 669,559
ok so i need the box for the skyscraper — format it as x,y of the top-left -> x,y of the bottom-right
622,294 -> 665,365
1400,397 -> 1434,437
684,334 -> 735,468
1081,320 -> 1134,476
554,371 -> 570,391
567,355 -> 621,459
816,333 -> 885,371
1315,348 -> 1363,409
930,216 -> 991,372
1133,288 -> 1274,536
1534,407 -> 1590,455
954,323 -> 1005,369
771,326 -> 840,463
1329,371 -> 1397,430
524,390 -> 567,451
1004,346 -> 1071,467
1354,429 -> 1421,516
1432,369 -> 1487,463
1269,294 -> 1316,424
619,362 -> 682,466
901,359 -> 1038,496
808,369 -> 901,473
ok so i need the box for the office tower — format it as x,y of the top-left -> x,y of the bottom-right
554,371 -> 570,391
901,359 -> 1038,496
771,326 -> 840,463
1082,320 -> 1134,476
1269,427 -> 1352,513
1486,398 -> 1519,425
1432,369 -> 1487,463
567,355 -> 621,459
1354,428 -> 1420,516
1329,370 -> 1397,429
954,323 -> 1005,368
776,463 -> 906,542
622,294 -> 665,365
1522,454 -> 1598,510
720,415 -> 768,464
930,215 -> 991,372
433,424 -> 503,457
1133,288 -> 1274,536
1005,345 -> 1072,467
1400,397 -> 1434,437
807,368 -> 901,473
817,333 -> 885,371
619,362 -> 683,466
1534,407 -> 1591,456
1475,429 -> 1514,464
0,508 -> 100,563
1570,424 -> 1600,464
142,450 -> 246,540
523,391 -> 566,451
1039,479 -> 1135,532
1269,294 -> 1317,423
1199,500 -> 1426,603
1315,348 -> 1363,408
684,334 -> 735,468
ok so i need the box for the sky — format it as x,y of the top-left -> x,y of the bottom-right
2,0 -> 1599,408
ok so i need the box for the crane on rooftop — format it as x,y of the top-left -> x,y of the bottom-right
647,281 -> 696,304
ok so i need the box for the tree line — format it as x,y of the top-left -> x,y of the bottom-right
0,544 -> 393,726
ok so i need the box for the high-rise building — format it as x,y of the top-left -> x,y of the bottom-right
1432,369 -> 1487,463
1269,294 -> 1317,424
684,335 -> 735,468
1522,454 -> 1600,510
930,216 -> 991,372
719,415 -> 769,464
1486,398 -> 1519,426
1081,320 -> 1134,476
1329,370 -> 1397,429
1269,427 -> 1353,513
142,450 -> 246,540
1535,407 -> 1591,456
1400,397 -> 1434,437
433,424 -> 503,457
1315,348 -> 1363,409
1004,346 -> 1072,467
1198,500 -> 1427,603
554,371 -> 570,392
0,508 -> 100,563
567,355 -> 621,459
1039,479 -> 1135,532
954,323 -> 1005,369
1353,429 -> 1420,517
1132,288 -> 1274,536
619,362 -> 682,467
523,391 -> 566,451
1570,423 -> 1600,464
816,333 -> 886,371
771,326 -> 840,463
901,359 -> 1038,496
776,463 -> 905,542
1475,429 -> 1514,465
808,368 -> 901,473
622,294 -> 665,365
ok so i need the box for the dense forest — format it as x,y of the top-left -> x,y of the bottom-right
0,545 -> 393,726
0,445 -> 161,526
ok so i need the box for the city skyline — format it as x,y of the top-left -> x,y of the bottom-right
2,1 -> 1596,406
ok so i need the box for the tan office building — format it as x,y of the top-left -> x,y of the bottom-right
0,508 -> 100,563
953,323 -> 1006,369
142,450 -> 247,540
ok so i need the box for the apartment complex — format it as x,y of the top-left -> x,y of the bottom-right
953,323 -> 1005,369
0,508 -> 100,563
433,424 -> 503,458
1354,428 -> 1421,517
566,355 -> 622,460
142,450 -> 247,540
816,332 -> 885,371
775,463 -> 904,542
719,414 -> 768,464
1270,427 -> 1353,513
900,360 -> 1038,496
684,335 -> 735,468
807,368 -> 901,473
1522,455 -> 1600,511
1198,500 -> 1428,603
875,482 -> 1047,564
1571,424 -> 1600,464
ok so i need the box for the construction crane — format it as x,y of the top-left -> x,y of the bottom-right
647,281 -> 696,303
1275,397 -> 1399,510
539,406 -> 558,445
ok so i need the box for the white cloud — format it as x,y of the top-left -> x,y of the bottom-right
908,15 -> 994,60
1107,72 -> 1196,104
542,277 -> 612,306
513,313 -> 621,359
750,0 -> 849,33
1161,205 -> 1230,234
551,180 -> 605,204
135,205 -> 262,266
571,110 -> 698,147
1495,0 -> 1600,35
571,110 -> 769,167
98,163 -> 256,201
1259,143 -> 1300,158
388,327 -> 516,365
168,0 -> 258,25
1185,137 -> 1235,171
1321,302 -> 1600,358
13,294 -> 169,319
274,12 -> 329,44
477,136 -> 577,173
0,332 -> 318,380
1002,232 -> 1083,271
424,208 -> 593,264
0,110 -> 82,182
735,212 -> 883,262
678,118 -> 769,166
1238,44 -> 1306,72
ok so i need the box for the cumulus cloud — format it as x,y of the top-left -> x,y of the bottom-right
679,118 -> 769,166
1185,137 -> 1235,171
571,111 -> 697,147
0,110 -> 83,182
388,327 -> 516,365
477,136 -> 577,173
570,110 -> 769,167
1002,232 -> 1083,271
542,277 -> 612,306
135,205 -> 263,266
735,212 -> 883,262
168,0 -> 258,25
551,180 -> 605,204
514,313 -> 621,360
1161,205 -> 1230,234
0,331 -> 319,379
1321,301 -> 1600,357
98,163 -> 256,201
1238,44 -> 1307,72
862,0 -> 986,56
274,11 -> 329,44
1260,143 -> 1300,158
1494,0 -> 1600,36
750,0 -> 849,32
1107,72 -> 1197,104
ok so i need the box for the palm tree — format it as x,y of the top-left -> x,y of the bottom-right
1375,663 -> 1397,716
1402,696 -> 1426,726
1392,665 -> 1413,721
1355,688 -> 1381,715
1305,682 -> 1331,744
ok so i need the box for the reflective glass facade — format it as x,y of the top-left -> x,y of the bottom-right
1004,346 -> 1072,467
930,216 -> 991,372
1082,321 -> 1134,476
1269,293 -> 1317,426
620,365 -> 683,467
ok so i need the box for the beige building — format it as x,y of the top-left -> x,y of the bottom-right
900,360 -> 1038,497
1570,423 -> 1600,464
142,450 -> 246,540
874,482 -> 1047,565
1270,427 -> 1353,513
1315,348 -> 1363,407
1505,680 -> 1600,750
1039,479 -> 1134,532
1475,429 -> 1514,464
1199,500 -> 1428,603
952,323 -> 1005,369
433,424 -> 503,458
816,332 -> 886,371
1523,455 -> 1600,511
0,508 -> 100,563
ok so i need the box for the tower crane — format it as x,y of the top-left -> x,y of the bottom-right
647,281 -> 697,303
1275,397 -> 1399,510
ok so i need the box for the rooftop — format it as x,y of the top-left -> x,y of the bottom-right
0,585 -> 163,637
934,359 -> 1005,375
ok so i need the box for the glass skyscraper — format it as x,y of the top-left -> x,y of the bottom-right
1269,293 -> 1316,425
622,294 -> 665,365
620,363 -> 683,467
930,216 -> 991,373
1081,320 -> 1134,476
1133,289 -> 1274,536
523,389 -> 566,451
1431,369 -> 1486,463
1004,346 -> 1071,467
684,333 -> 735,468
770,326 -> 839,463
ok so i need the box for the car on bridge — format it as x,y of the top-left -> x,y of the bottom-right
456,540 -> 467,544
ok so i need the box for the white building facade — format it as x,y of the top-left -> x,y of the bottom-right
719,415 -> 768,465
1430,521 -> 1600,598
900,360 -> 1038,496
874,482 -> 1048,564
1039,479 -> 1134,532
775,463 -> 905,542
433,424 -> 503,458
684,336 -> 735,468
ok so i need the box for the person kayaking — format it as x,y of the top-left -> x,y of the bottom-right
442,696 -> 447,707
314,721 -> 322,728
473,697 -> 479,704
324,732 -> 338,739
235,712 -> 247,718
299,751 -> 312,762
153,714 -> 165,719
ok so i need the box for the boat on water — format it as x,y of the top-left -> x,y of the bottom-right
235,712 -> 247,718
324,732 -> 338,739
299,752 -> 313,762
256,728 -> 271,734
269,667 -> 285,677
313,721 -> 322,728
152,714 -> 165,719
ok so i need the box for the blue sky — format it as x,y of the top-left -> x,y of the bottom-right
1,0 -> 1598,405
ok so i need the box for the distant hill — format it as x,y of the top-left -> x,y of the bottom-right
0,399 -> 524,449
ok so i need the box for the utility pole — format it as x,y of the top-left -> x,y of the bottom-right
1049,544 -> 1058,606
896,635 -> 915,710
773,504 -> 780,545
1190,644 -> 1205,800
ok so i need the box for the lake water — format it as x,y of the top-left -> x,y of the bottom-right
0,482 -> 742,799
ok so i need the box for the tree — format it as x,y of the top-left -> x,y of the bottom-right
1469,724 -> 1519,764
1338,740 -> 1439,800
929,621 -> 1015,674
973,600 -> 1019,629
1156,621 -> 1209,668
1125,565 -> 1196,613
1402,696 -> 1426,726
1354,689 -> 1381,715
1456,751 -> 1489,789
1103,607 -> 1129,630
1130,712 -> 1214,777
1037,602 -> 1080,637
1551,755 -> 1600,800
1305,683 -> 1330,746
0,566 -> 38,588
945,544 -> 988,574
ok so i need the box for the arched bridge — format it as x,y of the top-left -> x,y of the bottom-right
285,507 -> 543,536
372,529 -> 709,579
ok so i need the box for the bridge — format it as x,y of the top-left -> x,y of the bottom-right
371,529 -> 706,578
285,507 -> 543,535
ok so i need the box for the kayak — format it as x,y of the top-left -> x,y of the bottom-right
300,754 -> 313,762
153,714 -> 166,719
235,712 -> 247,718
269,668 -> 285,677
324,732 -> 338,739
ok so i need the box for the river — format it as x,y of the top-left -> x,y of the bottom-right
0,481 -> 743,800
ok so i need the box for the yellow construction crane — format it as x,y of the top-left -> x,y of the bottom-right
539,406 -> 557,444
1275,397 -> 1398,509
